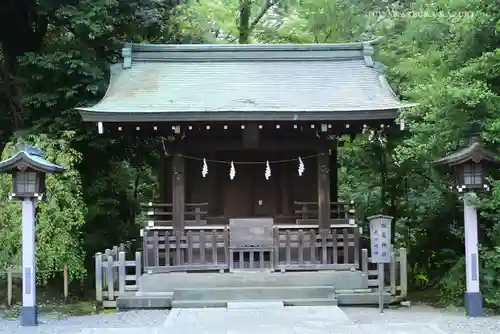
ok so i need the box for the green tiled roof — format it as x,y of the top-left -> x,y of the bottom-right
77,41 -> 415,122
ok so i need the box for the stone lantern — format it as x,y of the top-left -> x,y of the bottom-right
433,137 -> 497,192
432,137 -> 499,317
0,146 -> 64,326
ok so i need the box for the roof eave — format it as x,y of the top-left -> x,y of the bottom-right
123,38 -> 384,53
77,109 -> 400,123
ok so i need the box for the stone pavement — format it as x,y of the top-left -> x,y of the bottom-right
162,305 -> 448,334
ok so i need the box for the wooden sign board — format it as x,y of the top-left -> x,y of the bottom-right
229,218 -> 274,248
368,215 -> 392,263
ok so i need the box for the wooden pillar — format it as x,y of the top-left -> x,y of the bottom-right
172,154 -> 185,231
317,150 -> 331,230
163,155 -> 173,204
330,143 -> 338,202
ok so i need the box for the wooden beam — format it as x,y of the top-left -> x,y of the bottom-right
172,154 -> 185,231
242,124 -> 259,148
177,138 -> 327,152
317,151 -> 331,230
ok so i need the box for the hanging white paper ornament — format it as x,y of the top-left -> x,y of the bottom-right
298,157 -> 305,176
202,158 -> 208,178
230,161 -> 236,180
265,161 -> 271,180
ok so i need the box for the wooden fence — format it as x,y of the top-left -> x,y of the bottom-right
94,246 -> 408,307
362,247 -> 408,299
143,201 -> 356,227
1,265 -> 69,306
274,225 -> 359,271
95,247 -> 141,308
294,201 -> 356,224
142,224 -> 360,273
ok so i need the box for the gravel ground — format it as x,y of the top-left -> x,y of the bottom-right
343,305 -> 500,334
0,310 -> 169,334
1,305 -> 499,333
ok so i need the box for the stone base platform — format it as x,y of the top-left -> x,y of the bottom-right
117,270 -> 396,309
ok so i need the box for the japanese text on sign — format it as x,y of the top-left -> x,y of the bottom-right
369,217 -> 392,263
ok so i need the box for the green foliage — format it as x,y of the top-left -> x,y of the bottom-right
260,0 -> 500,309
439,256 -> 466,305
0,0 -> 500,310
0,132 -> 86,280
440,244 -> 500,311
0,0 -> 182,280
480,245 -> 500,309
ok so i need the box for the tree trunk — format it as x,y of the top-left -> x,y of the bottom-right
238,0 -> 252,44
0,51 -> 25,130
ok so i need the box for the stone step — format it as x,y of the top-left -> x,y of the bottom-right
116,292 -> 173,309
140,270 -> 368,292
173,285 -> 335,301
336,291 -> 393,305
283,298 -> 338,306
117,290 -> 393,309
335,288 -> 372,294
171,298 -> 338,309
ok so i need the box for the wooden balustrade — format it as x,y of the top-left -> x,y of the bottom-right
143,224 -> 359,273
94,245 -> 408,307
361,248 -> 408,299
143,226 -> 230,273
95,250 -> 141,308
294,201 -> 355,224
142,201 -> 354,227
274,224 -> 359,271
141,202 -> 209,226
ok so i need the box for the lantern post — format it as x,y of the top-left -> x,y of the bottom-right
432,137 -> 499,317
0,146 -> 64,326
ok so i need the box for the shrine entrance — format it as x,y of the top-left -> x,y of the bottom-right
82,41 -> 411,309
218,150 -> 311,220
229,218 -> 275,272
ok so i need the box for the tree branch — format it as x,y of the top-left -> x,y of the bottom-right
323,29 -> 333,43
249,0 -> 279,31
410,170 -> 451,196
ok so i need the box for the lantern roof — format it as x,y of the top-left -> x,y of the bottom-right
0,146 -> 65,173
432,137 -> 500,166
367,214 -> 393,221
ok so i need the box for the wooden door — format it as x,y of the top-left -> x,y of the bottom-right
253,164 -> 278,217
223,164 -> 253,218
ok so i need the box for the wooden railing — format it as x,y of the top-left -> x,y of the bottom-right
143,226 -> 229,273
361,248 -> 408,299
95,248 -> 141,308
294,201 -> 355,224
274,224 -> 359,270
94,237 -> 408,307
2,264 -> 69,306
142,201 -> 355,227
142,224 -> 359,273
141,202 -> 209,226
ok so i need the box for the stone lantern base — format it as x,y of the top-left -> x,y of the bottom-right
20,306 -> 38,326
